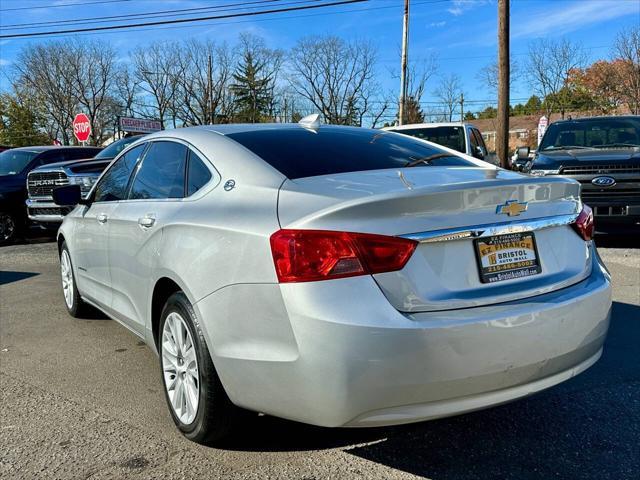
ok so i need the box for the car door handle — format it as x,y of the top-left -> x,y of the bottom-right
96,213 -> 108,224
138,215 -> 156,228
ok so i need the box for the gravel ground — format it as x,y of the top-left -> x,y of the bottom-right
0,236 -> 638,480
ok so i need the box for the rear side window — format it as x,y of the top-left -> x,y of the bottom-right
94,144 -> 146,202
187,151 -> 212,196
129,141 -> 187,200
227,127 -> 472,179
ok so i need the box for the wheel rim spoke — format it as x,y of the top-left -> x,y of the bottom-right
161,311 -> 199,424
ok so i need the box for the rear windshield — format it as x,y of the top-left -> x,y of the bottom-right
227,127 -> 473,179
539,117 -> 640,151
392,126 -> 466,153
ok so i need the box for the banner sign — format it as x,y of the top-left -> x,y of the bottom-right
537,116 -> 548,146
119,117 -> 162,134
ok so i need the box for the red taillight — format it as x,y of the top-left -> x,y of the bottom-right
572,204 -> 594,241
270,229 -> 418,283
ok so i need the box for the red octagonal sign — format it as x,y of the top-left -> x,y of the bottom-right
73,113 -> 91,143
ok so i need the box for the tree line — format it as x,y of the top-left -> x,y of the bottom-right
1,26 -> 638,147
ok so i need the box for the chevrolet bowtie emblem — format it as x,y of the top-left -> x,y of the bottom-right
496,200 -> 528,217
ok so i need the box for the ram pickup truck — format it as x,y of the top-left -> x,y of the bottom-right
521,115 -> 640,232
383,122 -> 497,164
26,136 -> 142,224
0,146 -> 102,244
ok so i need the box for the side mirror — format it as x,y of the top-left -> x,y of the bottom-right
474,145 -> 485,160
52,185 -> 86,206
517,146 -> 530,161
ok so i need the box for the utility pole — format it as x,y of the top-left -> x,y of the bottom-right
459,93 -> 464,123
207,53 -> 214,124
496,0 -> 510,168
398,0 -> 410,125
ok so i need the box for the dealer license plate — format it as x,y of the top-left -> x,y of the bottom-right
474,232 -> 542,284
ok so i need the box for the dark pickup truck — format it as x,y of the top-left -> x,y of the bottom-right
520,116 -> 640,232
0,146 -> 103,244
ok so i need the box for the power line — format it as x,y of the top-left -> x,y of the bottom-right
0,0 -> 132,12
1,0 -> 446,41
0,0 -> 286,30
0,0 -> 367,39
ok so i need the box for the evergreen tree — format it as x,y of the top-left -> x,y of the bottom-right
230,49 -> 273,123
0,93 -> 50,147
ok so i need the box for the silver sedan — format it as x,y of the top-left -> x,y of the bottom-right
53,119 -> 611,444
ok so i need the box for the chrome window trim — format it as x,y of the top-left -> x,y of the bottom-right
401,213 -> 579,243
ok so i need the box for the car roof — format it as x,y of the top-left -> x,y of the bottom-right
9,146 -> 101,153
137,123 -> 383,139
383,122 -> 470,131
553,115 -> 640,124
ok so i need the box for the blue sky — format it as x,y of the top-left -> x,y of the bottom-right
1,0 -> 639,115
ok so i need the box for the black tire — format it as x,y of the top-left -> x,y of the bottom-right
59,242 -> 91,317
159,292 -> 238,444
0,211 -> 19,246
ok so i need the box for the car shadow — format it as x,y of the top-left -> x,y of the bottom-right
595,233 -> 639,249
76,304 -> 110,320
217,301 -> 640,479
0,271 -> 39,286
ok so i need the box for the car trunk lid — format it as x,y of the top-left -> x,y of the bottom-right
277,167 -> 591,312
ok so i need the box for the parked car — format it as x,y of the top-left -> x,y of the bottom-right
53,120 -> 610,444
27,136 -> 143,224
0,145 -> 102,244
383,122 -> 496,164
518,115 -> 640,232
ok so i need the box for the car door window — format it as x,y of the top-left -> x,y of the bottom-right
471,128 -> 487,154
129,141 -> 188,200
93,144 -> 146,202
474,129 -> 488,153
468,128 -> 479,151
186,151 -> 213,196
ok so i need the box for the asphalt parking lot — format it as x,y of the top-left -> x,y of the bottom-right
0,236 -> 638,480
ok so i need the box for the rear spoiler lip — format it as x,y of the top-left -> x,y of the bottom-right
401,212 -> 580,244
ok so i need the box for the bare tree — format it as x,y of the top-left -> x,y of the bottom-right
132,42 -> 181,128
391,53 -> 438,124
171,39 -> 235,126
527,38 -> 586,117
433,73 -> 463,122
477,57 -> 519,94
13,42 -> 79,144
288,35 -> 378,125
69,40 -> 117,144
614,26 -> 640,114
114,65 -> 141,118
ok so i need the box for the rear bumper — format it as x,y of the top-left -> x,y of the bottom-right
196,249 -> 611,428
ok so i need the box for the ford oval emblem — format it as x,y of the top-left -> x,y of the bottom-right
223,179 -> 236,191
591,176 -> 616,187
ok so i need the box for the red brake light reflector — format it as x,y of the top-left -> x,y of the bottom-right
572,204 -> 594,241
270,229 -> 417,283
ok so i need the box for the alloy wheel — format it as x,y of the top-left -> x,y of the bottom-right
60,250 -> 74,309
162,312 -> 200,425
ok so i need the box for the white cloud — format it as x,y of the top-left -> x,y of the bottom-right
447,0 -> 490,17
429,21 -> 447,28
0,59 -> 11,66
514,0 -> 640,39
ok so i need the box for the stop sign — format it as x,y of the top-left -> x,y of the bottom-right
73,113 -> 91,143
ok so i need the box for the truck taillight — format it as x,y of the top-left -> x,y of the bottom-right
270,229 -> 417,283
572,204 -> 594,241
